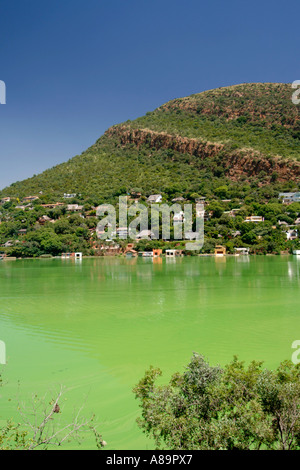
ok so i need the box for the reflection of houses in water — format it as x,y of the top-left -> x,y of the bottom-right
124,257 -> 138,265
136,266 -> 153,279
215,255 -> 226,264
165,256 -> 176,263
288,261 -> 300,280
288,262 -> 294,280
235,254 -> 250,263
214,255 -> 227,273
138,251 -> 153,258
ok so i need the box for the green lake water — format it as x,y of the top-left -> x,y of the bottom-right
0,255 -> 300,449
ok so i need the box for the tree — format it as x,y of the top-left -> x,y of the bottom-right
133,353 -> 300,450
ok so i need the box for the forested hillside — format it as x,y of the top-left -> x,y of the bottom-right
1,83 -> 299,201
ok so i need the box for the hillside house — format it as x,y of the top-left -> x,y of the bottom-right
116,227 -> 128,238
278,192 -> 300,204
231,230 -> 241,238
23,196 -> 39,202
285,229 -> 298,240
38,215 -> 54,225
173,211 -> 185,224
147,194 -> 162,204
234,247 -> 250,255
41,203 -> 65,209
278,220 -> 289,227
224,209 -> 241,218
195,197 -> 206,204
101,243 -> 121,255
130,191 -> 142,199
172,197 -> 185,203
1,197 -> 11,204
67,204 -> 84,212
136,229 -> 155,240
244,216 -> 264,223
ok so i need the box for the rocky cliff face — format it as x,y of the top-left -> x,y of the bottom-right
105,125 -> 300,183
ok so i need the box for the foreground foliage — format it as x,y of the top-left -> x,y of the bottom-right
133,353 -> 300,450
0,375 -> 104,450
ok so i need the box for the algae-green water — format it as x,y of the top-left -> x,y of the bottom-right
0,256 -> 300,449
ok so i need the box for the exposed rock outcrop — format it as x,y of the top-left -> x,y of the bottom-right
105,125 -> 300,183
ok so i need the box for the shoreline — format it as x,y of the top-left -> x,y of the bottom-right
0,253 -> 297,261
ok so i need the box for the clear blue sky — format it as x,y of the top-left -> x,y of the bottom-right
0,0 -> 299,190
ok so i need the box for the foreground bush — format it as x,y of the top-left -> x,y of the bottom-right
133,353 -> 300,450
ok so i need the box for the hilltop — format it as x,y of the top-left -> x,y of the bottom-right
1,83 -> 299,201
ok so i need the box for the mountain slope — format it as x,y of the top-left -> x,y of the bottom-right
1,83 -> 299,200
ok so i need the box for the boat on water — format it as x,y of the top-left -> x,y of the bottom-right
293,250 -> 300,255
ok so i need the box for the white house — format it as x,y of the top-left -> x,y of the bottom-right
147,194 -> 162,204
244,216 -> 264,223
234,247 -> 250,255
173,211 -> 185,224
286,229 -> 298,240
67,204 -> 84,212
1,197 -> 11,204
117,227 -> 128,238
136,229 -> 155,240
278,192 -> 300,204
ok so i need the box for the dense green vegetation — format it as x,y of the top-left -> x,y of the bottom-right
134,353 -> 300,450
1,188 -> 300,257
129,107 -> 300,160
128,83 -> 300,159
